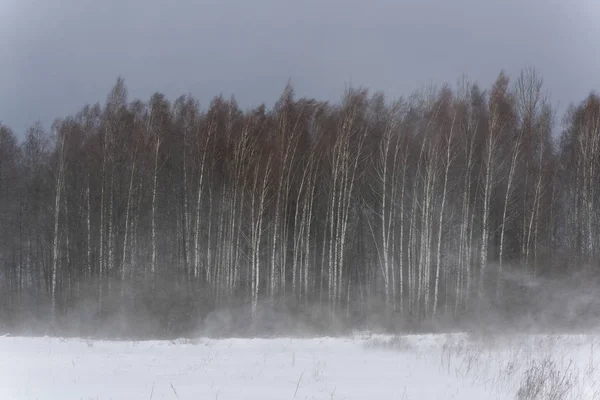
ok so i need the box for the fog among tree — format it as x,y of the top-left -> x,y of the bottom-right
1,70 -> 599,338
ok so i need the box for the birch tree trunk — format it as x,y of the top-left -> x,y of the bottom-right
151,137 -> 161,285
51,130 -> 66,322
121,151 -> 137,295
194,118 -> 214,279
433,114 -> 456,317
498,132 -> 521,299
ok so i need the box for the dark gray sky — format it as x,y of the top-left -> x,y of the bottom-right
1,0 -> 599,137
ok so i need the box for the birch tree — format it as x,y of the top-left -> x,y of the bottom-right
479,72 -> 511,301
147,93 -> 170,285
50,121 -> 68,321
561,94 -> 600,267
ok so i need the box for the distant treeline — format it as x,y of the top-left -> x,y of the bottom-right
1,69 -> 599,337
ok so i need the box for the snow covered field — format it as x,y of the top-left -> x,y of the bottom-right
1,332 -> 599,399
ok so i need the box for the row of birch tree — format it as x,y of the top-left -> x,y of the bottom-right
0,69 -> 599,332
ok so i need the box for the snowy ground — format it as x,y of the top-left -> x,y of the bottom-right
1,332 -> 599,399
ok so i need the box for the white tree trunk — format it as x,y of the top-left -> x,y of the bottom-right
151,138 -> 161,283
498,136 -> 520,298
51,134 -> 66,322
433,115 -> 455,317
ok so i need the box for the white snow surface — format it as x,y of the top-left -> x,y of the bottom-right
1,332 -> 599,399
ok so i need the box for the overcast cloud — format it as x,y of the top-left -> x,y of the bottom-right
1,0 -> 599,137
